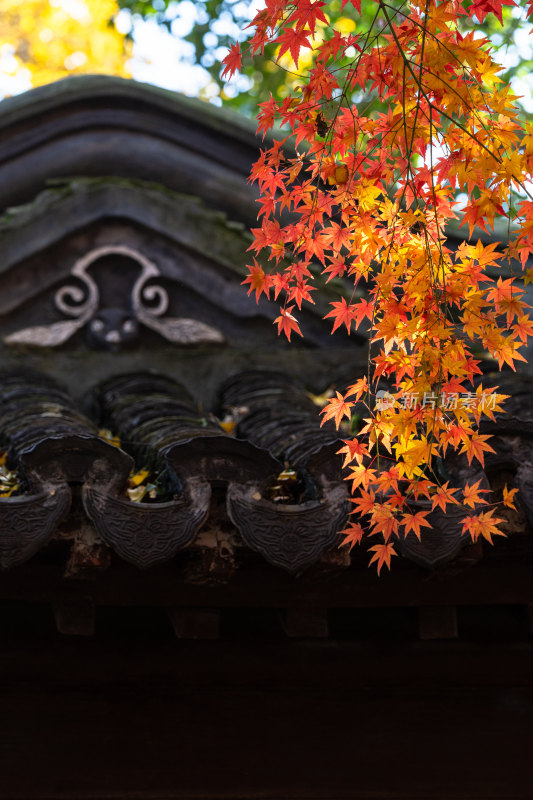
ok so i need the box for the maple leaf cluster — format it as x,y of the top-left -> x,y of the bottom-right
223,0 -> 533,572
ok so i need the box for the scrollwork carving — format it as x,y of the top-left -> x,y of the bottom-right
5,320 -> 85,347
55,256 -> 99,319
4,244 -> 225,349
135,282 -> 169,319
131,252 -> 224,344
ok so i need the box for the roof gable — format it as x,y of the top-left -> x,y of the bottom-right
0,75 -> 262,225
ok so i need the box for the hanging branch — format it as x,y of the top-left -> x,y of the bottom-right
224,0 -> 533,572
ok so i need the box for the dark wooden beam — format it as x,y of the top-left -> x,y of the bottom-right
168,607 -> 220,639
53,593 -> 95,636
418,605 -> 458,640
2,556 -> 532,609
0,637 -> 532,800
282,607 -> 329,638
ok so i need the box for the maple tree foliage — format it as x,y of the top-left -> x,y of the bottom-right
118,0 -> 533,114
223,0 -> 533,572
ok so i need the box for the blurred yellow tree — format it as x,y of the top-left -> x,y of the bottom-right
0,0 -> 131,93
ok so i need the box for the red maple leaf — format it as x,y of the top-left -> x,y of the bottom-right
221,43 -> 242,80
274,305 -> 303,341
324,298 -> 354,333
465,0 -> 516,24
242,261 -> 273,302
276,26 -> 311,67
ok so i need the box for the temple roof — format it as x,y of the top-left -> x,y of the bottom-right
0,74 -> 532,800
0,76 -> 531,646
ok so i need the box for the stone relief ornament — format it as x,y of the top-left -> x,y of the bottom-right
226,482 -> 349,573
5,245 -> 224,350
83,479 -> 211,569
0,483 -> 71,570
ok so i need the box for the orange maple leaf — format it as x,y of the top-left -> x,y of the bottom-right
401,509 -> 432,540
431,482 -> 459,513
242,261 -> 272,302
502,485 -> 518,509
321,391 -> 354,427
493,339 -> 527,371
461,509 -> 506,544
350,488 -> 376,515
337,438 -> 369,467
339,522 -> 365,550
348,463 -> 377,491
376,466 -> 400,494
462,479 -> 489,508
368,542 -> 397,575
513,316 -> 533,344
345,376 -> 368,401
460,433 -> 495,467
369,502 -> 399,541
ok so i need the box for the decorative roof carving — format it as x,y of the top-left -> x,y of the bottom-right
5,244 -> 224,350
0,178 -> 362,360
83,480 -> 211,570
0,484 -> 70,570
226,482 -> 349,574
